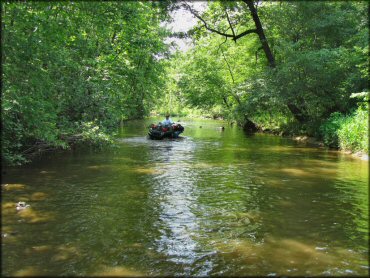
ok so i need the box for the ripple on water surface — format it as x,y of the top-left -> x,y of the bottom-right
2,118 -> 369,276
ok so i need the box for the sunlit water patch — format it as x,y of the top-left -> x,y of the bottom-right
2,117 -> 368,276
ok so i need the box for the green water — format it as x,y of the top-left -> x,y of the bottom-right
2,118 -> 369,276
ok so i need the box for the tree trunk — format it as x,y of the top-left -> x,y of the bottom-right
243,117 -> 258,132
222,96 -> 230,108
243,0 -> 276,68
287,103 -> 307,123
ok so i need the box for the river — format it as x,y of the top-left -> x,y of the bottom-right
2,117 -> 369,276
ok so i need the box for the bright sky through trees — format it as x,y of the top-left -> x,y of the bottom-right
165,1 -> 207,52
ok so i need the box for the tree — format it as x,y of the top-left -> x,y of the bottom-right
2,1 -> 170,164
175,1 -> 368,128
181,1 -> 275,68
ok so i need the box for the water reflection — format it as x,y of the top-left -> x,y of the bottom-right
1,118 -> 368,276
146,138 -> 213,276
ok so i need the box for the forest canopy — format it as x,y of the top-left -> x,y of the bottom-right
2,1 -> 170,164
161,0 -> 368,147
1,1 -> 369,165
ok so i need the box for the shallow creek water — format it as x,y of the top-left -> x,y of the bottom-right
2,118 -> 369,276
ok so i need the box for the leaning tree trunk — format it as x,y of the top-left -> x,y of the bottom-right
243,0 -> 276,68
184,0 -> 306,125
244,0 -> 307,123
286,103 -> 308,123
243,117 -> 258,132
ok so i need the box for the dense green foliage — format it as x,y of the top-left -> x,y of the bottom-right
338,105 -> 368,153
320,112 -> 345,148
2,1 -> 170,165
167,1 -> 368,152
320,102 -> 368,153
2,1 -> 368,165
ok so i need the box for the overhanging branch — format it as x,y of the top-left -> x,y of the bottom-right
234,29 -> 258,40
182,2 -> 257,42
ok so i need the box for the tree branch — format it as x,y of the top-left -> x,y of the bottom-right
234,29 -> 258,40
225,9 -> 236,39
216,36 -> 228,53
219,48 -> 241,105
183,2 -> 234,38
183,2 -> 257,42
255,45 -> 263,64
220,49 -> 235,84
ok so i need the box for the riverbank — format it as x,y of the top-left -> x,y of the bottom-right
2,128 -> 114,167
291,135 -> 369,161
252,126 -> 368,161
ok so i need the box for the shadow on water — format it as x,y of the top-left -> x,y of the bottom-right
1,117 -> 369,276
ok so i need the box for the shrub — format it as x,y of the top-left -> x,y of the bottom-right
319,112 -> 345,148
338,105 -> 368,153
79,122 -> 114,147
320,100 -> 368,153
